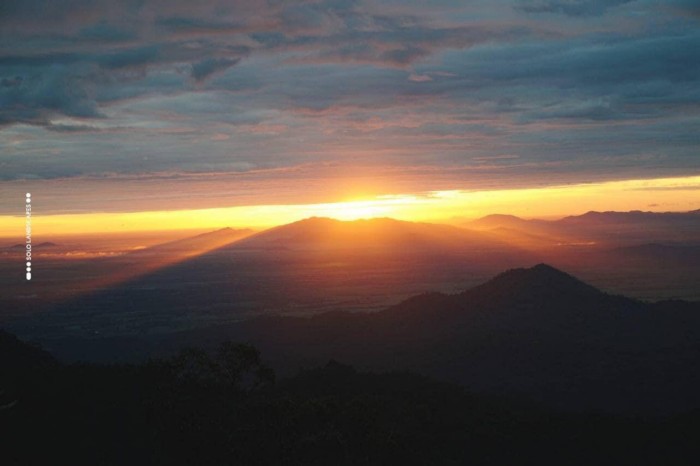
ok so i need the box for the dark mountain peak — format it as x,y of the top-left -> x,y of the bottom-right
493,263 -> 595,290
468,214 -> 527,227
462,263 -> 606,304
530,262 -> 566,274
387,265 -> 607,319
294,216 -> 338,225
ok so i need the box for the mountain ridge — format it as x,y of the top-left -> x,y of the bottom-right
230,215 -> 517,252
12,263 -> 700,413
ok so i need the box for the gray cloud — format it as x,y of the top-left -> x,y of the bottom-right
191,57 -> 241,82
0,64 -> 102,127
516,0 -> 634,17
0,0 -> 698,197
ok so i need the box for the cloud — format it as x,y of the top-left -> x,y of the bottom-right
191,57 -> 241,82
0,64 -> 102,127
408,73 -> 432,82
515,0 -> 634,17
98,46 -> 161,70
0,0 -> 698,197
78,21 -> 136,42
0,0 -> 536,127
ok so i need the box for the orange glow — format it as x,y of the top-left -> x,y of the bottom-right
75,228 -> 252,293
0,175 -> 698,236
23,228 -> 254,304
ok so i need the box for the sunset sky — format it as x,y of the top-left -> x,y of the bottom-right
1,0 -> 699,234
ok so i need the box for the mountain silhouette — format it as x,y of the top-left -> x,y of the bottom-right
227,264 -> 700,412
559,209 -> 700,225
462,263 -> 602,300
232,216 -> 512,252
0,329 -> 57,410
467,209 -> 700,247
8,241 -> 58,249
31,264 -> 700,413
0,329 -> 56,371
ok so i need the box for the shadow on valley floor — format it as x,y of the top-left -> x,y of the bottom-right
4,212 -> 699,338
7,218 -> 536,337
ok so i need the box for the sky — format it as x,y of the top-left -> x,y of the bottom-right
1,0 -> 699,233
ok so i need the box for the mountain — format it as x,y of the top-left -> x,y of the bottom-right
559,209 -> 700,225
468,214 -> 540,230
0,329 -> 56,371
9,218 -> 533,336
31,264 -> 700,413
465,215 -> 580,247
0,329 -> 57,410
219,264 -> 700,412
232,217 -> 510,252
465,210 -> 700,300
467,209 -> 700,248
8,241 -> 58,249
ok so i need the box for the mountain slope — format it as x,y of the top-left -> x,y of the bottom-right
33,264 -> 700,413
196,264 -> 700,413
125,227 -> 253,257
13,218 -> 533,336
231,217 -> 513,252
466,209 -> 700,247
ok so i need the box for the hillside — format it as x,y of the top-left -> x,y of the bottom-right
27,264 -> 700,413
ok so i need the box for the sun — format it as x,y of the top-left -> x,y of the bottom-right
307,199 -> 396,221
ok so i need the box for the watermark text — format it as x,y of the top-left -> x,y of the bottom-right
25,193 -> 31,280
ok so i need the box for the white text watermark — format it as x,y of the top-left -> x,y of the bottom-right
25,193 -> 32,280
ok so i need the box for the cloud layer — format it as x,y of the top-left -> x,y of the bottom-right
0,0 -> 699,212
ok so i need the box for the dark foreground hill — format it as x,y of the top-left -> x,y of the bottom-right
2,335 -> 699,466
30,264 -> 700,414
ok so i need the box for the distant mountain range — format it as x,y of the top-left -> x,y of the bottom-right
5,210 -> 700,333
467,209 -> 700,247
9,241 -> 57,249
23,264 -> 700,414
